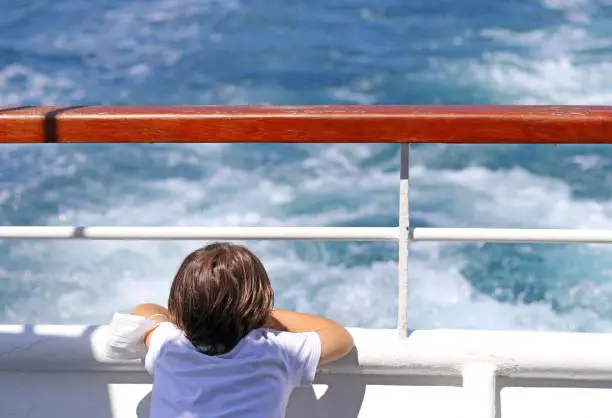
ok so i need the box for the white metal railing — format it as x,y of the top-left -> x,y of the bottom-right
0,226 -> 400,241
4,142 -> 612,418
6,226 -> 612,243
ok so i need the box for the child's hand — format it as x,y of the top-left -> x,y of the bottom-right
131,303 -> 170,348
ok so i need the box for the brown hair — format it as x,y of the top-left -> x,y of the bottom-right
168,242 -> 274,355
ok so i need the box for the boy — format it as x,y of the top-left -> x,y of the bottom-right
132,242 -> 354,418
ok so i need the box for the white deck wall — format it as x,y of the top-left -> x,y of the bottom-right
2,325 -> 612,418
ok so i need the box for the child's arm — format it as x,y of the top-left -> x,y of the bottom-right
265,309 -> 354,366
131,303 -> 170,348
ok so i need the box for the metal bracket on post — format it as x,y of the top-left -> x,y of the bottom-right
398,143 -> 410,338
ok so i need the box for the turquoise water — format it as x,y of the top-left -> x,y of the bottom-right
2,0 -> 612,331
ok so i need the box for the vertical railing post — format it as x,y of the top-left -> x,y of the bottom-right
398,143 -> 410,337
463,364 -> 500,418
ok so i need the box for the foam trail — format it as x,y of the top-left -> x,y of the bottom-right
3,144 -> 612,333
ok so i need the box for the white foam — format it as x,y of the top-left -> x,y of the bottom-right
0,144 -> 395,324
571,154 -> 605,171
455,52 -> 612,105
0,64 -> 85,106
541,0 -> 590,7
5,143 -> 612,332
327,75 -> 385,105
128,64 -> 151,77
43,0 -> 242,85
538,0 -> 594,23
456,4 -> 612,105
411,164 -> 612,230
406,163 -> 612,331
478,26 -> 611,52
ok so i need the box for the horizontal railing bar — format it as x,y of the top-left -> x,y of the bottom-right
3,105 -> 612,143
5,226 -> 612,244
412,227 -> 612,243
0,226 -> 399,241
6,326 -> 612,379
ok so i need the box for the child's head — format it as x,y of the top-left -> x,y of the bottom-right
168,242 -> 274,355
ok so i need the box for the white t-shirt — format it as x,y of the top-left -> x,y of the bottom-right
144,322 -> 322,418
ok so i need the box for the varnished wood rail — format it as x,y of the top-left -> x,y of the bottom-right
1,105 -> 612,143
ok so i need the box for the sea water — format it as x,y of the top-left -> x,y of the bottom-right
2,0 -> 612,331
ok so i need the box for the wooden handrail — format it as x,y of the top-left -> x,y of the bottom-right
1,105 -> 612,143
